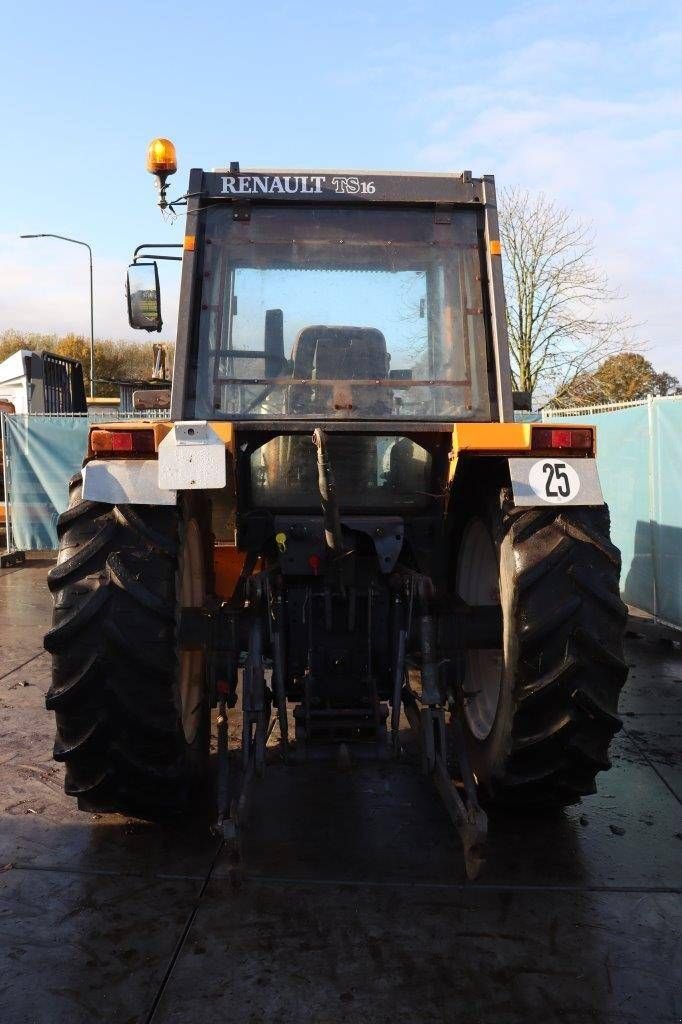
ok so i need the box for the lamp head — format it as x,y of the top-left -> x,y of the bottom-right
146,138 -> 177,209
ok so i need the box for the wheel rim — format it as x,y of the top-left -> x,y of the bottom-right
179,518 -> 205,744
456,518 -> 503,741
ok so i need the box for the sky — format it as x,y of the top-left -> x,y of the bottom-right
1,0 -> 680,376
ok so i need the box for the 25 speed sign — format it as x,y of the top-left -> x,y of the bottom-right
508,458 -> 604,506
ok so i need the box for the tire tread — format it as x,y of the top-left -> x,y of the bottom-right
44,484 -> 208,818
483,493 -> 627,808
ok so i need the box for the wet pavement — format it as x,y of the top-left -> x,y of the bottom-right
0,557 -> 680,1023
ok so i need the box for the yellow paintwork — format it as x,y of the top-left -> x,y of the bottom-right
452,422 -> 533,454
449,420 -> 596,479
88,419 -> 169,432
450,423 -> 532,480
208,421 -> 235,453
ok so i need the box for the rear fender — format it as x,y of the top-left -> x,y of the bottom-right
449,422 -> 604,509
82,459 -> 176,505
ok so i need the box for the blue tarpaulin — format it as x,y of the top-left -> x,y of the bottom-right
649,400 -> 682,626
3,414 -> 89,550
552,397 -> 682,629
590,404 -> 653,613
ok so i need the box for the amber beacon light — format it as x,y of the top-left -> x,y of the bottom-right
146,137 -> 177,208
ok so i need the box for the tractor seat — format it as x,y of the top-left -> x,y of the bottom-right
290,325 -> 389,380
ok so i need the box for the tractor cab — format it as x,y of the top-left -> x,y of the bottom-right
185,196 -> 497,424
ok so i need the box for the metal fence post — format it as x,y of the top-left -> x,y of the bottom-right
0,411 -> 25,567
0,410 -> 8,556
646,395 -> 658,623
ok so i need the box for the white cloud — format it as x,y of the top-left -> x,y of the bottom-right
495,38 -> 601,84
414,30 -> 682,377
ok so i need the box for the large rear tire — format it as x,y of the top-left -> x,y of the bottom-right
456,487 -> 628,808
44,475 -> 212,818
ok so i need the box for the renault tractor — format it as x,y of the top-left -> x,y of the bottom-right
44,140 -> 627,877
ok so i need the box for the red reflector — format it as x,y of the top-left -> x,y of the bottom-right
131,430 -> 155,453
567,428 -> 593,450
90,429 -> 155,455
532,427 -> 593,452
111,432 -> 134,451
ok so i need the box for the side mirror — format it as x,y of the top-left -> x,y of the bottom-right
127,262 -> 162,332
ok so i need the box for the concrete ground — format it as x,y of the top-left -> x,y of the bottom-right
0,556 -> 680,1024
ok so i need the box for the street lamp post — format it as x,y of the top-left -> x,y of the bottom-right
20,234 -> 95,398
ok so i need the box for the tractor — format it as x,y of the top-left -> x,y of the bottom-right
44,140 -> 627,877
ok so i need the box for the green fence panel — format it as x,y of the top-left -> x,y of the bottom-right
589,404 -> 654,614
651,400 -> 682,626
4,414 -> 89,550
581,397 -> 682,627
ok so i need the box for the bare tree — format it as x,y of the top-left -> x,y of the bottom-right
499,188 -> 636,405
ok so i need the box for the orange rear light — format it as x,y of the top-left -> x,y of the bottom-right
532,427 -> 593,452
90,429 -> 156,455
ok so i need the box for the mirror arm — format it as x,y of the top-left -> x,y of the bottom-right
133,254 -> 183,263
133,243 -> 183,262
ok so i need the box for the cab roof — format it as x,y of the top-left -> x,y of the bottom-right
196,168 -> 493,205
